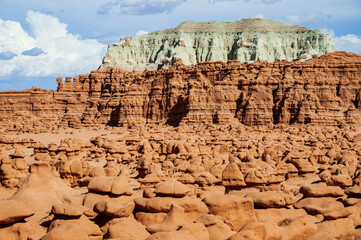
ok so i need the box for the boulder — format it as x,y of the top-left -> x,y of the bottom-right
153,179 -> 192,197
203,194 -> 256,231
245,191 -> 287,208
87,176 -> 133,195
300,183 -> 345,198
94,200 -> 135,218
147,204 -> 190,233
105,217 -> 151,240
222,163 -> 245,187
134,196 -> 208,220
51,204 -> 88,217
294,197 -> 345,215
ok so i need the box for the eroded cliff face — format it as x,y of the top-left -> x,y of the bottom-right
100,19 -> 337,71
0,51 -> 360,131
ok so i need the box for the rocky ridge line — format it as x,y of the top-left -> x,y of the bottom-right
0,51 -> 360,132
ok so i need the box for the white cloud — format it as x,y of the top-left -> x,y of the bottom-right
0,11 -> 106,77
333,34 -> 361,54
136,30 -> 149,36
98,0 -> 186,15
26,11 -> 68,39
321,28 -> 361,54
0,60 -> 16,76
0,18 -> 36,54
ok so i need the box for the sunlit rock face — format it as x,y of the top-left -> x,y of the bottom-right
0,51 -> 360,130
100,19 -> 337,71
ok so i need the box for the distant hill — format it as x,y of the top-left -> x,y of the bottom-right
100,18 -> 337,71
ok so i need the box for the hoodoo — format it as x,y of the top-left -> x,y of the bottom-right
0,51 -> 360,130
0,16 -> 361,240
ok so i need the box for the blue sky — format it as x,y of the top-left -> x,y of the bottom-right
0,0 -> 360,90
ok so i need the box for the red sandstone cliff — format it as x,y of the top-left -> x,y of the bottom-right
0,51 -> 360,131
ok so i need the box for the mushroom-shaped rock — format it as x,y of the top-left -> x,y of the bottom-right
327,174 -> 353,187
139,173 -> 163,185
83,193 -> 133,217
94,200 -> 135,218
196,172 -> 219,186
9,162 -> 80,213
294,197 -> 344,215
323,206 -> 354,220
277,162 -> 298,175
291,158 -> 316,173
245,191 -> 287,208
147,204 -> 190,233
87,176 -> 133,195
203,194 -> 256,231
244,169 -> 267,185
134,196 -> 208,220
222,163 -> 246,187
300,183 -> 344,198
153,179 -> 192,197
178,174 -> 195,184
52,204 -> 88,217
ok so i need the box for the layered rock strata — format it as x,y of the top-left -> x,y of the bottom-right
100,19 -> 337,71
0,51 -> 360,131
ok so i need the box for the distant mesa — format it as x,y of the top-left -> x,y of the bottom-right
100,18 -> 337,71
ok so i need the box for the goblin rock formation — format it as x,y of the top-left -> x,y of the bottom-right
0,114 -> 360,239
100,19 -> 337,71
0,51 -> 360,132
0,43 -> 360,239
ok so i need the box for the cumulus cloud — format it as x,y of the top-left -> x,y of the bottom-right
0,11 -> 106,78
321,28 -> 361,54
0,18 -> 36,54
98,0 -> 187,15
